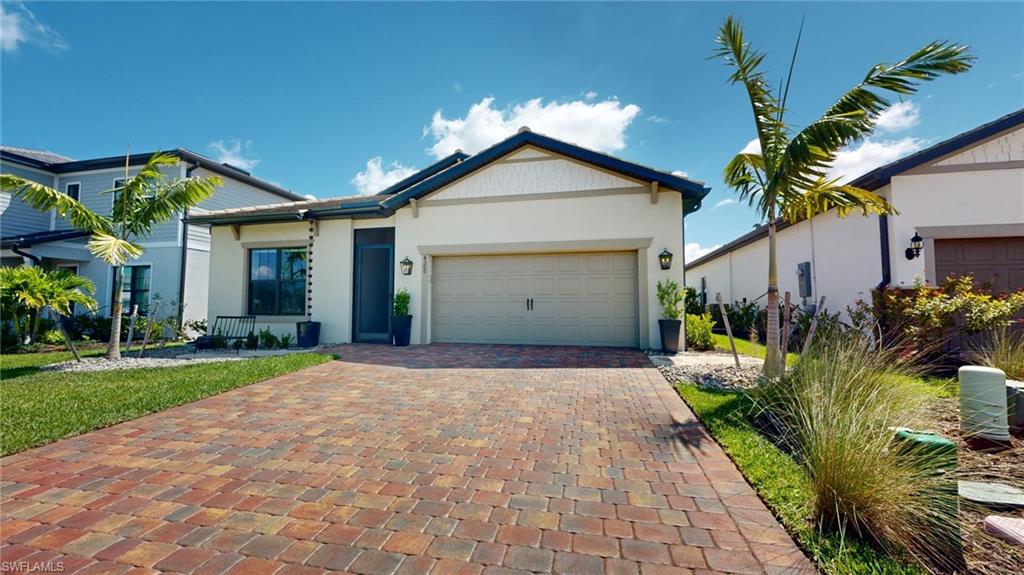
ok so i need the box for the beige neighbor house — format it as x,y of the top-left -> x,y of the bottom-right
188,129 -> 710,348
686,109 -> 1024,316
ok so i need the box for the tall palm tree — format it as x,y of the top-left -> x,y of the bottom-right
712,16 -> 973,377
1,153 -> 221,359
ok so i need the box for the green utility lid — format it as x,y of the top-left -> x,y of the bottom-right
892,427 -> 958,459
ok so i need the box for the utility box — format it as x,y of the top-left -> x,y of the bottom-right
797,262 -> 812,298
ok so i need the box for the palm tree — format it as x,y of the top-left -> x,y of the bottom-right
0,266 -> 97,349
1,153 -> 221,359
712,16 -> 973,377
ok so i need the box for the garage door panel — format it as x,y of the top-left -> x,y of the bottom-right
934,237 -> 1024,293
433,252 -> 638,347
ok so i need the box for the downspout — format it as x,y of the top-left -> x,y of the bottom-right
12,244 -> 42,266
876,214 -> 891,290
176,162 -> 200,327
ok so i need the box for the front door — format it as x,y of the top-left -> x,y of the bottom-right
353,228 -> 395,343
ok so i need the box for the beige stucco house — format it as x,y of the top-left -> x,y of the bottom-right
188,129 -> 710,348
686,109 -> 1024,316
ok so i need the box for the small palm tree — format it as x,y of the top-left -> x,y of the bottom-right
0,266 -> 97,348
1,153 -> 221,359
712,16 -> 973,377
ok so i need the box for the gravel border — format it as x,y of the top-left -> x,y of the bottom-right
40,356 -> 246,373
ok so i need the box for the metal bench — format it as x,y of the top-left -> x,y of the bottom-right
193,315 -> 256,353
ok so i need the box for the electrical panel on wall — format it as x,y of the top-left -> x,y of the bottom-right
797,262 -> 813,299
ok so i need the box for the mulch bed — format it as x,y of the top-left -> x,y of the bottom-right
928,397 -> 1024,574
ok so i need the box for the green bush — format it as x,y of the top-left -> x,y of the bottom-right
39,329 -> 65,346
393,288 -> 411,316
685,313 -> 715,351
244,332 -> 259,350
968,326 -> 1024,381
257,327 -> 279,349
657,280 -> 684,320
751,327 -> 961,572
278,333 -> 293,349
683,287 -> 704,316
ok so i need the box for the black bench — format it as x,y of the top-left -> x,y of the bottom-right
193,315 -> 256,353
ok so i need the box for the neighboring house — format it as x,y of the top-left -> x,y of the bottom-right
0,146 -> 305,327
188,128 -> 710,348
686,109 -> 1024,317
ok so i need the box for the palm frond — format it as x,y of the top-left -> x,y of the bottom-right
87,232 -> 144,266
1,174 -> 112,233
110,152 -> 180,223
724,152 -> 769,213
125,175 -> 222,236
779,178 -> 898,222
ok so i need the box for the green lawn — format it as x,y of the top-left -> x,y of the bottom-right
712,333 -> 799,366
1,350 -> 333,456
676,383 -> 920,574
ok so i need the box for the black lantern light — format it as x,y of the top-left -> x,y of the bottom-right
658,248 -> 674,270
905,233 -> 923,260
399,257 -> 414,275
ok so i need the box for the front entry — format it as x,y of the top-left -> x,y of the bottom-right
353,228 -> 395,343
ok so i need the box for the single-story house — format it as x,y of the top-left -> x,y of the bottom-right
686,108 -> 1024,316
188,128 -> 710,348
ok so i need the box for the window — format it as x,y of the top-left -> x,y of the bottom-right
114,265 -> 151,315
248,248 -> 307,315
65,183 -> 80,201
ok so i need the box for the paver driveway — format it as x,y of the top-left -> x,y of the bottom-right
1,345 -> 810,574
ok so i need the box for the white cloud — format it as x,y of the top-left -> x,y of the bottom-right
712,198 -> 736,210
874,101 -> 920,132
646,115 -> 670,124
0,1 -> 67,53
740,138 -> 761,155
828,137 -> 923,182
209,139 -> 260,172
350,157 -> 418,196
425,96 -> 641,158
584,91 -> 598,100
685,242 -> 721,263
671,170 -> 689,178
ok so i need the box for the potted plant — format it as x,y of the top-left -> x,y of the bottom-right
657,279 -> 684,353
391,288 -> 412,347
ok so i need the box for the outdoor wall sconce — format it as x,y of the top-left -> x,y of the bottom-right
659,248 -> 674,270
905,233 -> 923,260
399,257 -> 414,275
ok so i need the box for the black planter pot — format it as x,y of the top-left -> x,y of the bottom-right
659,319 -> 681,353
296,321 -> 321,348
391,315 -> 412,347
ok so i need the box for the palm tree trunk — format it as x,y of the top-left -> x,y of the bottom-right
763,220 -> 783,378
107,266 -> 123,359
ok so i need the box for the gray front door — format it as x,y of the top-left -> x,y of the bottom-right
353,230 -> 395,343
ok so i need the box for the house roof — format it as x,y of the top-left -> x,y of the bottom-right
0,147 -> 306,202
187,129 -> 711,225
1,229 -> 89,249
684,107 -> 1024,271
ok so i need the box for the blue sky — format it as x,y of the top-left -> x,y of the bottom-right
2,1 -> 1021,260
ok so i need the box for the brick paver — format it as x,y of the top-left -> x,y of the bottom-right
1,344 -> 811,574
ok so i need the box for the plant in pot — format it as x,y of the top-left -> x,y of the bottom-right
392,288 -> 412,347
657,279 -> 685,353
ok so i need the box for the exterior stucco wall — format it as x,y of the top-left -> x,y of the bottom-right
889,168 -> 1024,286
394,190 -> 684,348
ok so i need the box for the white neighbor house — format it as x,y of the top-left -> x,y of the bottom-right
686,109 -> 1024,316
189,129 -> 710,348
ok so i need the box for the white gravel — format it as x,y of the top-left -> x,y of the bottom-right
648,350 -> 764,390
40,356 -> 246,373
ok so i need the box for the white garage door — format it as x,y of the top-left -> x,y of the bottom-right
432,252 -> 639,347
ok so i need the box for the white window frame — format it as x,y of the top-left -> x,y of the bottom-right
112,263 -> 153,316
64,181 -> 81,202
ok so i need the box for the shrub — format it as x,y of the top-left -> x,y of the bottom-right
683,287 -> 705,316
39,329 -> 65,346
278,333 -> 293,349
657,280 -> 684,320
685,313 -> 715,351
751,327 -> 961,571
244,332 -> 259,350
393,288 -> 411,316
967,326 -> 1024,381
257,327 -> 279,349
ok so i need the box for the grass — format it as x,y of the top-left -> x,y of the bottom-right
712,333 -> 799,366
676,383 -> 921,574
1,350 -> 333,456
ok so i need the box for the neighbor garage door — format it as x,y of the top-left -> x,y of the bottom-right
934,237 -> 1024,292
432,252 -> 639,347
